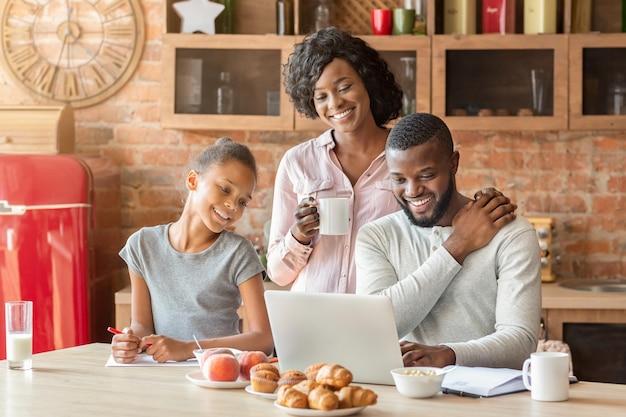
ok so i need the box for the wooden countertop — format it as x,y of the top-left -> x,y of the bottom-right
3,343 -> 626,417
116,282 -> 626,311
542,281 -> 626,310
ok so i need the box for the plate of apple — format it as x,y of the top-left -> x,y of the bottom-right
186,348 -> 269,389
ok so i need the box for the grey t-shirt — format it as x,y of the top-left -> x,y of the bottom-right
119,223 -> 264,340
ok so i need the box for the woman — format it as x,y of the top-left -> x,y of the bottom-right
266,27 -> 403,293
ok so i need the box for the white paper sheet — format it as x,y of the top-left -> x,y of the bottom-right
105,354 -> 199,367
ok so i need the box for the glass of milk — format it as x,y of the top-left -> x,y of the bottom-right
5,301 -> 33,370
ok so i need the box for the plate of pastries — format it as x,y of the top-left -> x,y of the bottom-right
248,362 -> 377,416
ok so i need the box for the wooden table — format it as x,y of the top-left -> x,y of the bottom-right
2,343 -> 625,417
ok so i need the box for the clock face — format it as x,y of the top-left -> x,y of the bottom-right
1,0 -> 144,108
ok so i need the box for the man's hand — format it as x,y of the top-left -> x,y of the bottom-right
400,341 -> 456,368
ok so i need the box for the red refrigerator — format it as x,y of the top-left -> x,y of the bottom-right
0,154 -> 93,359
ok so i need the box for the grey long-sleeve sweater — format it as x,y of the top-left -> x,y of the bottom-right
355,211 -> 542,369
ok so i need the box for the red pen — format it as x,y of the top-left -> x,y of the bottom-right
107,326 -> 123,335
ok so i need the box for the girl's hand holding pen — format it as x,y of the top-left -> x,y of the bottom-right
108,326 -> 146,364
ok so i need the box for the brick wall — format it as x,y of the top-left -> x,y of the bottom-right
0,0 -> 624,306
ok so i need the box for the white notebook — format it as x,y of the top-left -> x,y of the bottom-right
441,366 -> 526,398
441,366 -> 579,398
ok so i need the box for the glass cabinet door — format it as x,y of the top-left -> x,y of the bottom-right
569,34 -> 626,130
432,34 -> 568,131
161,34 -> 295,131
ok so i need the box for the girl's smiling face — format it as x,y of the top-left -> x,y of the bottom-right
188,159 -> 256,233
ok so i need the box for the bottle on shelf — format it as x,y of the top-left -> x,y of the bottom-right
443,0 -> 477,35
399,57 -> 416,117
314,0 -> 331,31
606,73 -> 626,115
216,71 -> 235,115
215,0 -> 234,34
276,0 -> 294,35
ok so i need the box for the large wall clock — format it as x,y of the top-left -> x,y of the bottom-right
0,0 -> 145,108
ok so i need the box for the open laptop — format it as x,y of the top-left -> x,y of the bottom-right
264,290 -> 403,385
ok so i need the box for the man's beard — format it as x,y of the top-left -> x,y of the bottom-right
398,177 -> 454,228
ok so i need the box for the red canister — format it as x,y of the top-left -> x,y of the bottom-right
482,0 -> 516,34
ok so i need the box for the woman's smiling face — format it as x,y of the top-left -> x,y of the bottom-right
312,58 -> 372,133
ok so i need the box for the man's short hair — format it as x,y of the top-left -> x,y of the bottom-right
386,113 -> 454,156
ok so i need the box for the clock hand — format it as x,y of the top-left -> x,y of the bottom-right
56,35 -> 70,68
66,0 -> 72,24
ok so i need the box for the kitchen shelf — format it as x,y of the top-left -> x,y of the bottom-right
160,0 -> 626,132
431,33 -> 569,131
569,33 -> 626,130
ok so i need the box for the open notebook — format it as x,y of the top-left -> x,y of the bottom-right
264,290 -> 404,385
441,366 -> 578,398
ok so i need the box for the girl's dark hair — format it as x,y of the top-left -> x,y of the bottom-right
283,27 -> 403,127
190,137 -> 257,179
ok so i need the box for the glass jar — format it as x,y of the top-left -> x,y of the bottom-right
314,0 -> 331,31
606,74 -> 626,115
408,0 -> 427,35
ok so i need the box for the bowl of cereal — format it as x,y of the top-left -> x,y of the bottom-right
390,367 -> 446,398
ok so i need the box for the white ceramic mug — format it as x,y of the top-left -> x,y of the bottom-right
5,300 -> 33,370
318,197 -> 349,235
522,351 -> 569,401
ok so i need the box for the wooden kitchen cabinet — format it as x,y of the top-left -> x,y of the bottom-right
569,33 -> 626,130
542,308 -> 626,341
431,34 -> 569,131
160,0 -> 626,132
161,34 -> 295,131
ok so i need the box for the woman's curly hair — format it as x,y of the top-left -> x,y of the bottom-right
282,27 -> 403,127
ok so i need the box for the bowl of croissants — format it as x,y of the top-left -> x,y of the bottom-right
248,362 -> 377,415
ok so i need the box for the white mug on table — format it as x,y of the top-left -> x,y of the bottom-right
522,351 -> 570,401
318,197 -> 349,235
5,300 -> 33,370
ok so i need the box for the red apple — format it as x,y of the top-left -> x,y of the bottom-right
202,353 -> 240,382
238,350 -> 269,381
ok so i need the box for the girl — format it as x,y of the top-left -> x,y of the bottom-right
111,138 -> 273,363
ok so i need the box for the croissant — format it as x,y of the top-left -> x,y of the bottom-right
315,364 -> 353,389
336,385 -> 378,408
292,379 -> 320,396
276,385 -> 308,409
304,362 -> 327,381
308,386 -> 339,411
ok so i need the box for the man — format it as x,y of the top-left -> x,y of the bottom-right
355,113 -> 541,369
